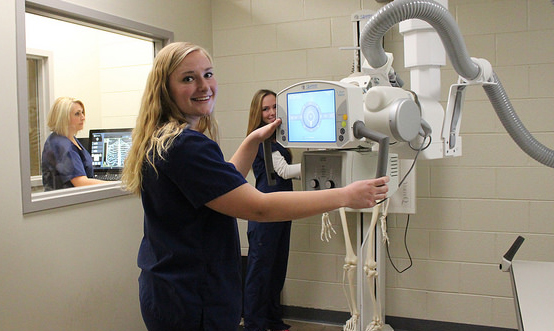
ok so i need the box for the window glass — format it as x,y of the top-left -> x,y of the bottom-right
26,13 -> 154,193
17,0 -> 173,213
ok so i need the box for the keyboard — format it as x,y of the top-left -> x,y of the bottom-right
94,172 -> 122,181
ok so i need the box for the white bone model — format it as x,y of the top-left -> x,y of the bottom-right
321,200 -> 389,331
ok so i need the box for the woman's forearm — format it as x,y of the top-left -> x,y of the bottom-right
70,176 -> 106,187
207,177 -> 389,222
230,119 -> 281,177
229,134 -> 258,177
255,189 -> 348,221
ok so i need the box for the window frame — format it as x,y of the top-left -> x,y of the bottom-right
27,50 -> 53,187
16,0 -> 174,213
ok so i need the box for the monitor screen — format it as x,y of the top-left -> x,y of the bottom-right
287,88 -> 337,143
276,80 -> 364,149
88,128 -> 133,171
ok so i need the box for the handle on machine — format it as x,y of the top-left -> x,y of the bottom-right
353,121 -> 389,178
263,138 -> 277,186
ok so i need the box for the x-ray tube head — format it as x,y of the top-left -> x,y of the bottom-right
276,81 -> 366,149
363,86 -> 422,143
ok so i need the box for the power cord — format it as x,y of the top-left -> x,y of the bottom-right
386,214 -> 413,273
376,134 -> 429,206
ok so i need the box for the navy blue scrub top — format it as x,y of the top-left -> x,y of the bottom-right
138,128 -> 247,329
41,133 -> 93,191
252,141 -> 293,193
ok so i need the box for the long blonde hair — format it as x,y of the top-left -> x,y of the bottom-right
122,42 -> 219,195
246,89 -> 276,136
245,89 -> 291,160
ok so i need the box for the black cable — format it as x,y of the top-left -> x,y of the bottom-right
375,197 -> 388,205
380,130 -> 425,270
376,136 -> 428,207
397,134 -> 429,188
409,134 -> 432,151
386,214 -> 413,273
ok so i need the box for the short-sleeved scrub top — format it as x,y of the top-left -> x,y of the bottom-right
138,128 -> 247,330
41,133 -> 94,191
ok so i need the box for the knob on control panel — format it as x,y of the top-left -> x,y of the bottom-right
324,180 -> 335,189
310,179 -> 320,189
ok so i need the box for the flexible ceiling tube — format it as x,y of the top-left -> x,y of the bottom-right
360,0 -> 554,168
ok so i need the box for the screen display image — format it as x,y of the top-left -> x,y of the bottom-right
287,88 -> 337,143
89,129 -> 132,170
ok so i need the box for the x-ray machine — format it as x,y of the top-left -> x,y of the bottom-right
265,1 -> 554,330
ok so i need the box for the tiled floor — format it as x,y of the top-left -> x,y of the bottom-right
283,319 -> 343,331
238,319 -> 409,331
238,319 -> 343,331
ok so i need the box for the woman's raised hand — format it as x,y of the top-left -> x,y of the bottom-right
250,118 -> 282,143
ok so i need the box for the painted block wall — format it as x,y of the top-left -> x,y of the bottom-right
2,0 -> 552,330
212,0 -> 554,329
0,0 -> 212,330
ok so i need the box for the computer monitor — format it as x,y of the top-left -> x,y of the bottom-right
88,128 -> 133,180
276,81 -> 365,149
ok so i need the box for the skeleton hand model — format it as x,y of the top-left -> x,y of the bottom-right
321,212 -> 337,242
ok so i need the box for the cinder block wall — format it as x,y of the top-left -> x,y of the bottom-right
212,0 -> 554,329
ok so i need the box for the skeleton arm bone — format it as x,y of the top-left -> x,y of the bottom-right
363,204 -> 383,331
340,208 -> 357,266
339,207 -> 359,331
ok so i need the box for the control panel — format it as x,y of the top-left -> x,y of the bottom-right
302,150 -> 399,212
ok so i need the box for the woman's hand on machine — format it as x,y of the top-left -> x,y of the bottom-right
251,118 -> 282,143
342,176 -> 389,209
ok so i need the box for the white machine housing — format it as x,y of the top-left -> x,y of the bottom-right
276,80 -> 367,149
301,150 -> 399,212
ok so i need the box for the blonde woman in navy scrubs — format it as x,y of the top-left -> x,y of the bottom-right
243,89 -> 301,331
41,97 -> 106,191
122,42 -> 389,331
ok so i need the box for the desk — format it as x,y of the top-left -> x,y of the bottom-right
511,260 -> 554,330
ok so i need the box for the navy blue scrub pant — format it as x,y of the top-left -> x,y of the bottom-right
243,221 -> 292,331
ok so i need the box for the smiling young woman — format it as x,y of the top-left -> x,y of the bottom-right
121,41 -> 389,331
